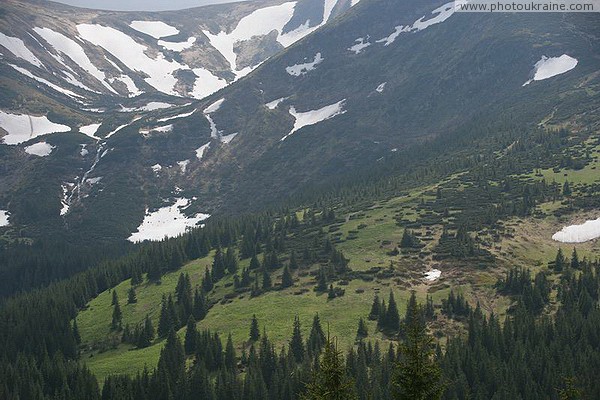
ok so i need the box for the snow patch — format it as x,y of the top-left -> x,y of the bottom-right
0,111 -> 71,145
0,210 -> 10,227
376,82 -> 387,93
265,97 -> 287,110
221,132 -> 238,144
24,141 -> 54,156
177,160 -> 190,173
523,54 -> 578,86
552,218 -> 600,243
80,144 -> 89,156
191,68 -> 228,99
204,98 -> 225,114
129,21 -> 179,39
286,52 -> 323,76
128,198 -> 210,243
425,269 -> 441,281
196,142 -> 210,160
0,32 -> 44,68
79,123 -> 101,139
8,64 -> 82,98
158,110 -> 196,123
151,164 -> 162,173
281,99 -> 346,141
159,37 -> 196,51
348,37 -> 371,54
110,75 -> 143,97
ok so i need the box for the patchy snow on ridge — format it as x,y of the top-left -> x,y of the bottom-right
0,210 -> 10,227
8,64 -> 82,98
151,164 -> 162,173
376,82 -> 387,93
158,110 -> 196,123
221,132 -> 238,144
348,37 -> 371,54
129,21 -> 179,39
0,32 -> 44,68
191,68 -> 228,99
286,52 -> 324,76
265,97 -> 287,110
523,55 -> 578,86
425,269 -> 441,281
196,142 -> 210,160
109,75 -> 143,97
177,160 -> 190,173
204,98 -> 225,114
0,111 -> 71,145
552,218 -> 600,243
33,27 -> 117,94
159,37 -> 196,51
281,99 -> 346,141
377,1 -> 461,46
24,141 -> 54,156
128,198 -> 210,243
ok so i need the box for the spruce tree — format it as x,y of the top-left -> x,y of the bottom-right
127,287 -> 137,304
225,334 -> 236,371
193,288 -> 207,321
184,315 -> 197,355
571,248 -> 580,269
249,254 -> 261,270
385,291 -> 400,334
289,250 -> 299,270
316,267 -> 327,292
262,269 -> 272,290
554,248 -> 566,272
355,318 -> 368,341
72,319 -> 81,345
111,300 -> 122,331
249,314 -> 260,342
281,265 -> 294,288
158,296 -> 172,338
112,290 -> 118,306
307,314 -> 326,355
369,294 -> 381,320
290,316 -> 305,363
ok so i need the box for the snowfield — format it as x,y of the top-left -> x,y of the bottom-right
265,97 -> 287,110
552,218 -> 600,243
128,198 -> 210,243
0,32 -> 44,68
281,99 -> 346,141
158,110 -> 196,123
0,111 -> 71,145
425,269 -> 442,281
24,141 -> 54,156
377,1 -> 462,46
523,55 -> 578,86
191,68 -> 228,99
0,210 -> 10,227
286,53 -> 324,76
376,82 -> 387,93
9,64 -> 82,98
221,132 -> 238,144
159,37 -> 196,51
204,98 -> 225,114
129,21 -> 179,39
110,75 -> 143,97
177,160 -> 190,173
196,142 -> 210,160
349,37 -> 371,54
79,123 -> 101,139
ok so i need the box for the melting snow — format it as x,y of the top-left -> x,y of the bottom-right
377,2 -> 460,46
158,110 -> 195,122
221,132 -> 238,144
151,164 -> 162,172
8,64 -> 82,98
348,37 -> 371,54
376,82 -> 387,93
129,21 -> 179,39
523,54 -> 578,86
104,123 -> 129,139
281,99 -> 346,141
196,142 -> 210,160
204,98 -> 225,113
79,123 -> 101,139
552,218 -> 600,243
286,52 -> 324,76
128,198 -> 210,243
24,141 -> 54,156
80,144 -> 89,156
0,210 -> 10,227
110,75 -> 143,97
191,68 -> 228,99
265,97 -> 287,110
0,111 -> 71,145
177,160 -> 190,173
159,37 -> 196,51
425,269 -> 441,281
60,184 -> 72,216
0,32 -> 44,68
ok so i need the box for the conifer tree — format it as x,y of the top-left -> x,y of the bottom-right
72,319 -> 81,345
226,247 -> 239,275
369,294 -> 381,320
303,335 -> 356,400
307,314 -> 326,355
355,318 -> 368,341
262,269 -> 272,290
127,287 -> 137,304
571,248 -> 580,269
112,290 -> 118,306
289,250 -> 299,270
385,291 -> 400,333
158,296 -> 173,338
554,248 -> 566,272
137,315 -> 154,348
281,265 -> 294,288
316,267 -> 327,292
249,254 -> 261,270
111,300 -> 122,331
249,314 -> 260,342
185,315 -> 197,355
193,288 -> 207,321
290,316 -> 305,363
225,334 -> 236,371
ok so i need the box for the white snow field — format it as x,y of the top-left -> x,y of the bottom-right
204,98 -> 225,114
286,52 -> 324,76
8,64 -> 82,98
204,98 -> 225,138
348,37 -> 371,54
552,218 -> 600,243
77,24 -> 186,95
378,1 -> 463,46
159,37 -> 196,51
158,110 -> 196,123
129,21 -> 179,39
151,164 -> 162,173
425,269 -> 442,281
79,123 -> 101,139
24,141 -> 54,156
221,132 -> 238,144
109,75 -> 143,97
177,160 -> 190,173
128,198 -> 210,243
196,142 -> 210,160
0,32 -> 44,68
33,27 -> 117,94
265,97 -> 287,110
523,55 -> 578,86
191,68 -> 228,99
0,210 -> 10,227
281,99 -> 346,141
0,111 -> 71,145
376,82 -> 387,93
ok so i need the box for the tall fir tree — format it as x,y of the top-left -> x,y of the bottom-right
290,316 -> 305,363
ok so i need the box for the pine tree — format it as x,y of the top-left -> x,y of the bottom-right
554,248 -> 566,272
157,329 -> 185,388
72,319 -> 81,345
290,316 -> 305,363
307,314 -> 326,355
562,180 -> 572,196
303,335 -> 356,399
262,269 -> 272,290
369,294 -> 381,320
225,334 -> 236,371
289,250 -> 299,270
281,265 -> 294,288
185,315 -> 197,355
249,254 -> 261,270
137,315 -> 154,348
392,296 -> 444,400
316,267 -> 327,292
355,318 -> 368,341
212,247 -> 226,280
385,291 -> 400,333
158,296 -> 173,338
193,288 -> 207,321
570,248 -> 580,269
249,314 -> 260,342
112,290 -> 118,306
226,247 -> 239,275
111,300 -> 122,331
127,287 -> 137,304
